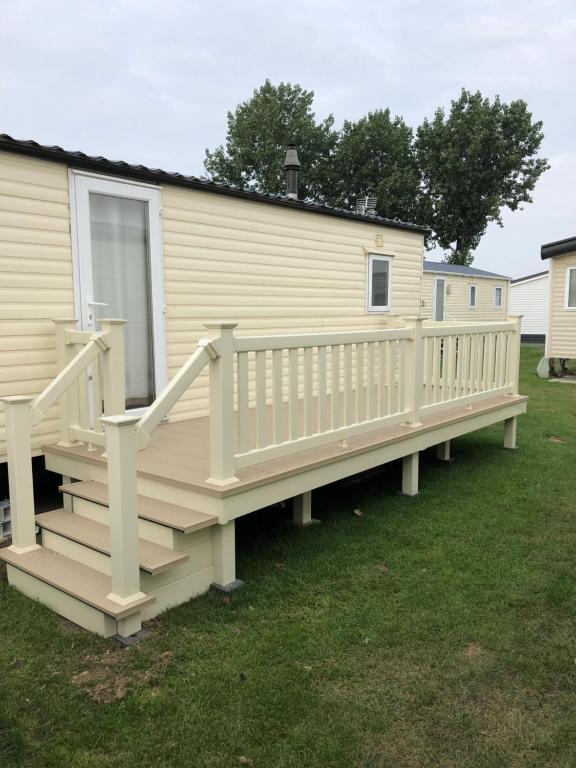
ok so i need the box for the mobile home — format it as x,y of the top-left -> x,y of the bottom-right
540,236 -> 576,372
509,271 -> 548,344
0,134 -> 526,638
421,261 -> 510,322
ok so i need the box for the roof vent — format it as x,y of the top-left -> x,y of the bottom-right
283,144 -> 300,200
356,196 -> 378,217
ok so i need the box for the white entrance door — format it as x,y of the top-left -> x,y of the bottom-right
71,173 -> 167,412
434,277 -> 446,321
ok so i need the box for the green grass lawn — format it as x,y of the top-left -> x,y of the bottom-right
2,346 -> 576,768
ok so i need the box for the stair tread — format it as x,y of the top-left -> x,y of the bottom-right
0,547 -> 154,618
60,481 -> 218,534
36,509 -> 189,575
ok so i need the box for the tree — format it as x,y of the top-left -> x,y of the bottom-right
415,89 -> 549,265
204,80 -> 338,200
328,109 -> 422,222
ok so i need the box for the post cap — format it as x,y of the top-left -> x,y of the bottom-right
203,322 -> 239,330
100,414 -> 141,428
0,395 -> 35,405
52,318 -> 78,325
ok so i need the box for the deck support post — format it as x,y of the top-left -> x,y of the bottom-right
204,322 -> 239,486
436,440 -> 451,462
53,318 -> 79,446
1,396 -> 40,554
101,414 -> 146,634
211,520 -> 243,592
100,319 -> 127,416
503,416 -> 517,450
402,451 -> 419,496
292,491 -> 320,527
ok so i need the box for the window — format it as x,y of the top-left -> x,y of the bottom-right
494,285 -> 503,308
367,254 -> 391,311
566,267 -> 576,309
469,284 -> 477,308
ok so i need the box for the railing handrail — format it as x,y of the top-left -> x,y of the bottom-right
29,333 -> 110,426
235,327 -> 414,353
136,342 -> 213,448
423,320 -> 515,337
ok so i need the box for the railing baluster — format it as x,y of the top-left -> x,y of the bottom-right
289,347 -> 299,440
92,355 -> 103,431
255,350 -> 267,449
237,351 -> 250,452
318,346 -> 327,432
272,349 -> 284,445
386,341 -> 395,414
331,345 -> 340,429
366,342 -> 375,419
378,341 -> 387,417
355,342 -> 365,421
303,346 -> 313,436
344,344 -> 353,424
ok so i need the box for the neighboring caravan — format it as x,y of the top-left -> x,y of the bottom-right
421,261 -> 510,322
539,236 -> 576,374
509,271 -> 549,344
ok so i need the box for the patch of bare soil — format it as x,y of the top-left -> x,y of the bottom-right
71,647 -> 174,704
546,435 -> 568,443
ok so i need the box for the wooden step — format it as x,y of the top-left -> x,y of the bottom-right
60,481 -> 218,534
0,547 -> 154,619
36,510 -> 189,575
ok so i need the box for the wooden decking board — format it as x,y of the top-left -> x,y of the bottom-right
59,481 -> 218,534
45,394 -> 528,498
0,547 -> 155,618
35,509 -> 189,574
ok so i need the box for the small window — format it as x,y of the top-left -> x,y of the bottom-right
469,284 -> 477,308
566,267 -> 576,309
367,254 -> 391,311
494,286 -> 503,308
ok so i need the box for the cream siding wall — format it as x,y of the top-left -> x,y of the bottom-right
0,152 -> 75,460
160,186 -> 424,419
547,252 -> 576,358
509,274 -> 548,337
421,271 -> 509,322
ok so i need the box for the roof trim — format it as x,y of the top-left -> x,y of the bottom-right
511,270 -> 548,284
0,133 -> 428,235
422,260 -> 510,280
541,236 -> 576,260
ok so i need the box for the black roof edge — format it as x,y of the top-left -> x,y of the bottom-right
511,270 -> 548,284
541,236 -> 576,260
0,134 -> 428,235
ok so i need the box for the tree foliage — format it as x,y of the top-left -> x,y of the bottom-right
328,110 -> 421,222
204,80 -> 337,200
205,83 -> 549,264
415,90 -> 549,264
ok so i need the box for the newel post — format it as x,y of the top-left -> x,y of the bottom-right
100,414 -> 145,611
404,316 -> 424,427
1,396 -> 39,553
507,315 -> 522,394
53,318 -> 79,445
204,322 -> 238,486
100,319 -> 126,416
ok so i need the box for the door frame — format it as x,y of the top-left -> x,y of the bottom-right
69,169 -> 168,413
433,276 -> 446,321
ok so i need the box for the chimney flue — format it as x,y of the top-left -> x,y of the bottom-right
283,144 -> 300,200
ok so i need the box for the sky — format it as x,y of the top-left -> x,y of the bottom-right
1,0 -> 574,279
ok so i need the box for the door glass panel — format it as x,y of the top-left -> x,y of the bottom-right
89,193 -> 155,408
435,279 -> 445,321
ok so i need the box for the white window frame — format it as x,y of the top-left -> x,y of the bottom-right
564,266 -> 576,310
366,254 -> 392,312
69,170 -> 168,415
494,285 -> 503,308
433,276 -> 446,321
468,283 -> 477,309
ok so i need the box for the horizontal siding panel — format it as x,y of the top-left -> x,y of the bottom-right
0,178 -> 69,204
0,193 -> 69,218
548,253 -> 576,357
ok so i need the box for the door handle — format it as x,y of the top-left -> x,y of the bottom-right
87,299 -> 108,307
86,298 -> 109,325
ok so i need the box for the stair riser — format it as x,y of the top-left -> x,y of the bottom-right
70,496 -> 178,548
7,565 -> 117,638
42,529 -> 111,576
141,567 -> 214,621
